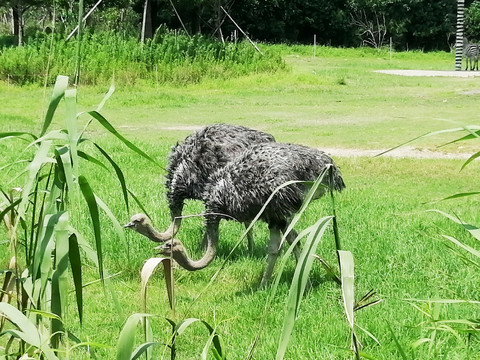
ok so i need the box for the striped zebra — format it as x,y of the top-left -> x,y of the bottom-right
463,38 -> 480,71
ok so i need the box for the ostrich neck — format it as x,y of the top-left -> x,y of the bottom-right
142,223 -> 169,242
174,223 -> 218,271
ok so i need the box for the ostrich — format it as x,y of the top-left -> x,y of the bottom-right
155,123 -> 275,250
126,142 -> 345,288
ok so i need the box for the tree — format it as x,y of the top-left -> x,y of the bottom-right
6,0 -> 44,45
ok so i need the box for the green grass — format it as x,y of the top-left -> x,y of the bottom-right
2,46 -> 480,359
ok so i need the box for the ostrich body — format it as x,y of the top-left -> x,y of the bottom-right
127,142 -> 345,287
158,123 -> 275,247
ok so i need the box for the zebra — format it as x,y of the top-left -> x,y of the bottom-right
463,38 -> 479,71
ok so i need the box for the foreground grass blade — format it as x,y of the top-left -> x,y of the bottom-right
174,318 -> 225,359
94,142 -> 129,211
312,254 -> 341,284
437,192 -> 480,201
461,150 -> 480,170
41,75 -> 69,137
94,194 -> 126,245
78,175 -> 103,283
339,250 -> 354,329
201,322 -> 224,360
280,168 -> 330,248
276,216 -> 333,360
127,189 -> 152,219
375,126 -> 480,157
338,250 -> 360,359
116,313 -> 153,360
69,233 -> 83,324
0,198 -> 21,225
64,88 -> 79,177
87,111 -> 160,167
77,150 -> 109,171
51,212 -> 70,347
18,140 -> 52,221
386,321 -> 410,360
131,342 -> 158,360
0,302 -> 41,347
141,258 -> 174,312
442,235 -> 480,258
0,132 -> 37,141
439,126 -> 480,146
428,209 -> 480,242
96,83 -> 115,112
246,225 -> 315,360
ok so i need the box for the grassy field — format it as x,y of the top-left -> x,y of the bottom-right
2,46 -> 480,359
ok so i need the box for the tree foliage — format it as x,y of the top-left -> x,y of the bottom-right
0,0 -> 475,50
466,0 -> 480,41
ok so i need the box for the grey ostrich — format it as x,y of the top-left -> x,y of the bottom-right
154,123 -> 275,251
126,142 -> 345,288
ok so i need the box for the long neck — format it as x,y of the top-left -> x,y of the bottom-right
140,223 -> 171,242
174,222 -> 218,270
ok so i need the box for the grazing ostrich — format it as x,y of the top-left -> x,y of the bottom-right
126,142 -> 345,288
155,123 -> 275,250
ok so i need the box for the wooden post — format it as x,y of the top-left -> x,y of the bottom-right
389,37 -> 392,61
455,0 -> 465,71
313,34 -> 316,57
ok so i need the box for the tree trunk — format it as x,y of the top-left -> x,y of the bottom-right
141,0 -> 152,43
11,5 -> 25,46
455,0 -> 465,71
11,7 -> 18,36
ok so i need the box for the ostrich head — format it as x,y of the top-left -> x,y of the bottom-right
156,238 -> 185,259
125,213 -> 219,271
124,213 -> 172,242
155,235 -> 217,271
155,225 -> 219,271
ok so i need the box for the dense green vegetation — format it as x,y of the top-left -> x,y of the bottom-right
0,31 -> 285,85
2,45 -> 480,359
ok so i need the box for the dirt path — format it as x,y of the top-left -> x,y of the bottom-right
156,127 -> 471,159
374,69 -> 480,77
323,146 -> 471,159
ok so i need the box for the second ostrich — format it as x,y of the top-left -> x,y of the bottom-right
127,142 -> 345,287
155,123 -> 274,250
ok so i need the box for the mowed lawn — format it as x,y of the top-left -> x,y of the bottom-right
1,46 -> 480,359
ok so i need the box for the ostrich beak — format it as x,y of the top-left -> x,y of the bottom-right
155,240 -> 173,255
123,221 -> 135,228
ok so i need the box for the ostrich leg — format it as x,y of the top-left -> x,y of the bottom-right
201,221 -> 255,251
285,228 -> 301,262
244,221 -> 254,252
260,227 -> 282,288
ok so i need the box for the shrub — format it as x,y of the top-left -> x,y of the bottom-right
0,31 -> 286,86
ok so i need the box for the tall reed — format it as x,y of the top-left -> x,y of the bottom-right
0,75 -> 155,358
